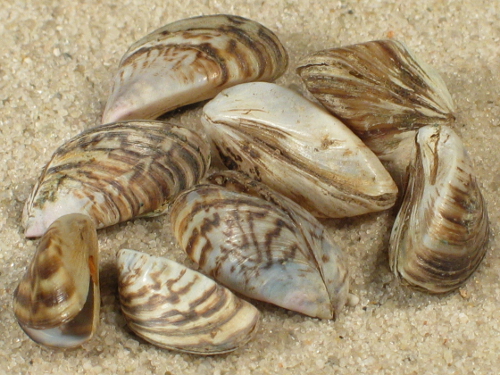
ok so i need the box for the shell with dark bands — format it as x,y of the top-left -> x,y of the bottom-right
102,14 -> 289,123
389,125 -> 489,293
297,39 -> 455,181
13,213 -> 100,348
170,171 -> 350,319
23,120 -> 211,238
117,249 -> 260,355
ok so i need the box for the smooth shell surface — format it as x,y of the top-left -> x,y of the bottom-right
297,39 -> 455,180
102,14 -> 288,123
117,249 -> 260,355
170,171 -> 350,319
23,120 -> 211,238
202,82 -> 398,218
389,125 -> 489,293
13,213 -> 100,348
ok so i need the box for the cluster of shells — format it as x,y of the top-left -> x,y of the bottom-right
14,14 -> 489,353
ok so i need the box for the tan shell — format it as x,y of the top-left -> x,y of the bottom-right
117,249 -> 260,355
170,171 -> 350,319
102,14 -> 288,123
297,39 -> 455,182
389,125 -> 489,293
13,213 -> 99,348
23,120 -> 211,238
201,82 -> 398,218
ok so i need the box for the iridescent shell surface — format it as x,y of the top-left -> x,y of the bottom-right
201,82 -> 397,218
117,249 -> 260,355
389,125 -> 489,293
102,14 -> 288,123
297,39 -> 456,182
23,120 -> 211,238
170,171 -> 350,319
13,214 -> 100,348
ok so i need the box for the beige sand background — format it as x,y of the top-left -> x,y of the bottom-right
1,0 -> 499,374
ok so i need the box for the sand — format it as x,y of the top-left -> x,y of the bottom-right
1,0 -> 499,374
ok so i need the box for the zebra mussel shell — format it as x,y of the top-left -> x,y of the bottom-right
170,170 -> 350,319
297,40 -> 455,182
102,14 -> 289,123
201,82 -> 398,218
23,120 -> 211,238
13,214 -> 100,348
117,249 -> 260,355
389,125 -> 489,293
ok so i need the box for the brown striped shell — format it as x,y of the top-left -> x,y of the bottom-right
13,214 -> 100,348
102,14 -> 289,123
201,82 -> 398,218
389,125 -> 489,293
22,120 -> 211,238
297,39 -> 455,183
117,249 -> 260,355
170,171 -> 350,320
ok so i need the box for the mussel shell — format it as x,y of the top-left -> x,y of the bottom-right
23,120 -> 211,238
13,213 -> 100,348
102,14 -> 289,123
117,249 -> 260,355
170,170 -> 350,319
389,125 -> 489,293
297,39 -> 455,181
201,82 -> 398,218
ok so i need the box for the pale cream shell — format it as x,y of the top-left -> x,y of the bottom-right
201,82 -> 398,218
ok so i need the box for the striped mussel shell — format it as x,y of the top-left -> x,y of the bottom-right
297,39 -> 455,182
102,14 -> 289,123
23,120 -> 211,238
389,125 -> 489,293
170,170 -> 350,319
117,249 -> 260,355
201,82 -> 398,218
13,214 -> 100,348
